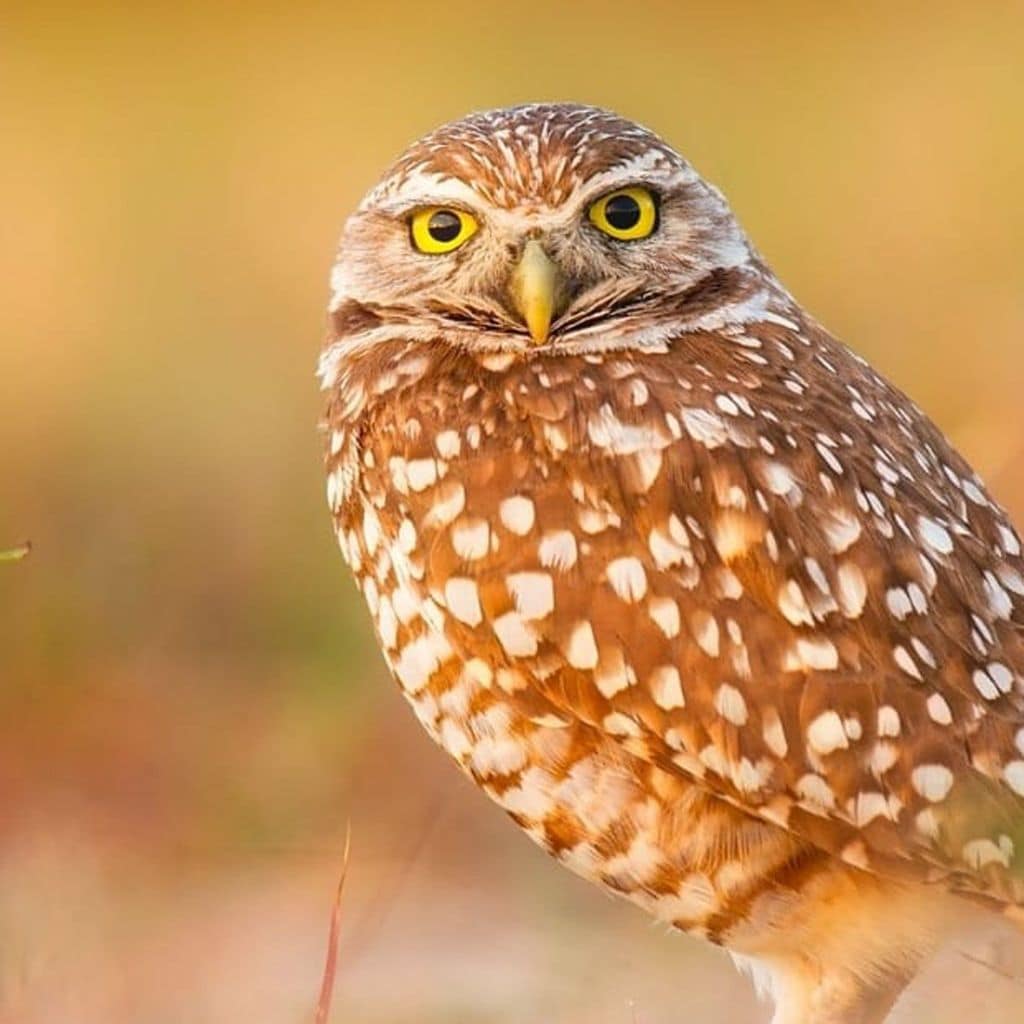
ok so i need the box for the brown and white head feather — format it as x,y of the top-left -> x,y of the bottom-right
325,104 -> 758,363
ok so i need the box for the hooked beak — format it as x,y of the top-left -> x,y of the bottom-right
508,240 -> 566,345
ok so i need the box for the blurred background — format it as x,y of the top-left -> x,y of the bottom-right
2,3 -> 1023,1021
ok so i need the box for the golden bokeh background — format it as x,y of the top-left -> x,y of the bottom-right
2,3 -> 1023,1021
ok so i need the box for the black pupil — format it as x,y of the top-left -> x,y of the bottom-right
604,194 -> 642,230
428,210 -> 462,243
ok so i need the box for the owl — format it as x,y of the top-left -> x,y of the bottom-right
319,104 -> 1024,1023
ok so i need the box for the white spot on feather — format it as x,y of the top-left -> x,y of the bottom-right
564,620 -> 599,669
493,611 -> 537,657
445,577 -> 482,626
715,683 -> 748,726
691,611 -> 720,657
538,530 -> 578,571
681,407 -> 729,448
836,563 -> 867,618
606,556 -> 647,602
406,458 -> 438,492
648,596 -> 680,638
425,481 -> 465,527
506,571 -> 555,620
807,711 -> 848,755
451,517 -> 490,560
918,516 -> 953,555
926,693 -> 953,725
650,666 -> 684,710
394,633 -> 453,694
911,764 -> 954,803
823,508 -> 862,553
500,495 -> 535,535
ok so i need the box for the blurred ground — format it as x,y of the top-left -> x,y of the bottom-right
1,2 -> 1023,1021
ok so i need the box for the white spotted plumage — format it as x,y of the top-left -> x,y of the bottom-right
321,103 -> 1024,1023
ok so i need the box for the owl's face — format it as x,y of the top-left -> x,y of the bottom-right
329,104 -> 754,355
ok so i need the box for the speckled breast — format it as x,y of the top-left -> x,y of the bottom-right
322,292 -> 1024,934
321,336 -> 845,943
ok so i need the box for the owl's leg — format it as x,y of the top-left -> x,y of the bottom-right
754,956 -> 911,1024
728,866 -> 969,1024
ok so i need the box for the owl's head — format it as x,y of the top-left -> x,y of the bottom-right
328,104 -> 758,356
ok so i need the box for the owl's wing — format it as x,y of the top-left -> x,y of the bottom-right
401,333 -> 1024,905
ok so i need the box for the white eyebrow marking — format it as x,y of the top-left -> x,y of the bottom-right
364,169 -> 483,212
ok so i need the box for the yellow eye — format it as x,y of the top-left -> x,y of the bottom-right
588,186 -> 657,241
410,207 -> 478,254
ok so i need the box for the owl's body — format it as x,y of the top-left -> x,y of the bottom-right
320,105 -> 1024,1022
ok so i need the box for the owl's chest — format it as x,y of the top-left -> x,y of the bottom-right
329,357 -> 618,724
324,363 -> 804,943
337,504 -> 797,944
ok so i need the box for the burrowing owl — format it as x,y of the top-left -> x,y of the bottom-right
319,104 -> 1024,1023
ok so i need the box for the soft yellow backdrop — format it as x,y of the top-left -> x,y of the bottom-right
2,3 -> 1023,1022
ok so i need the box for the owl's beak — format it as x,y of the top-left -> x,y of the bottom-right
509,240 -> 566,345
